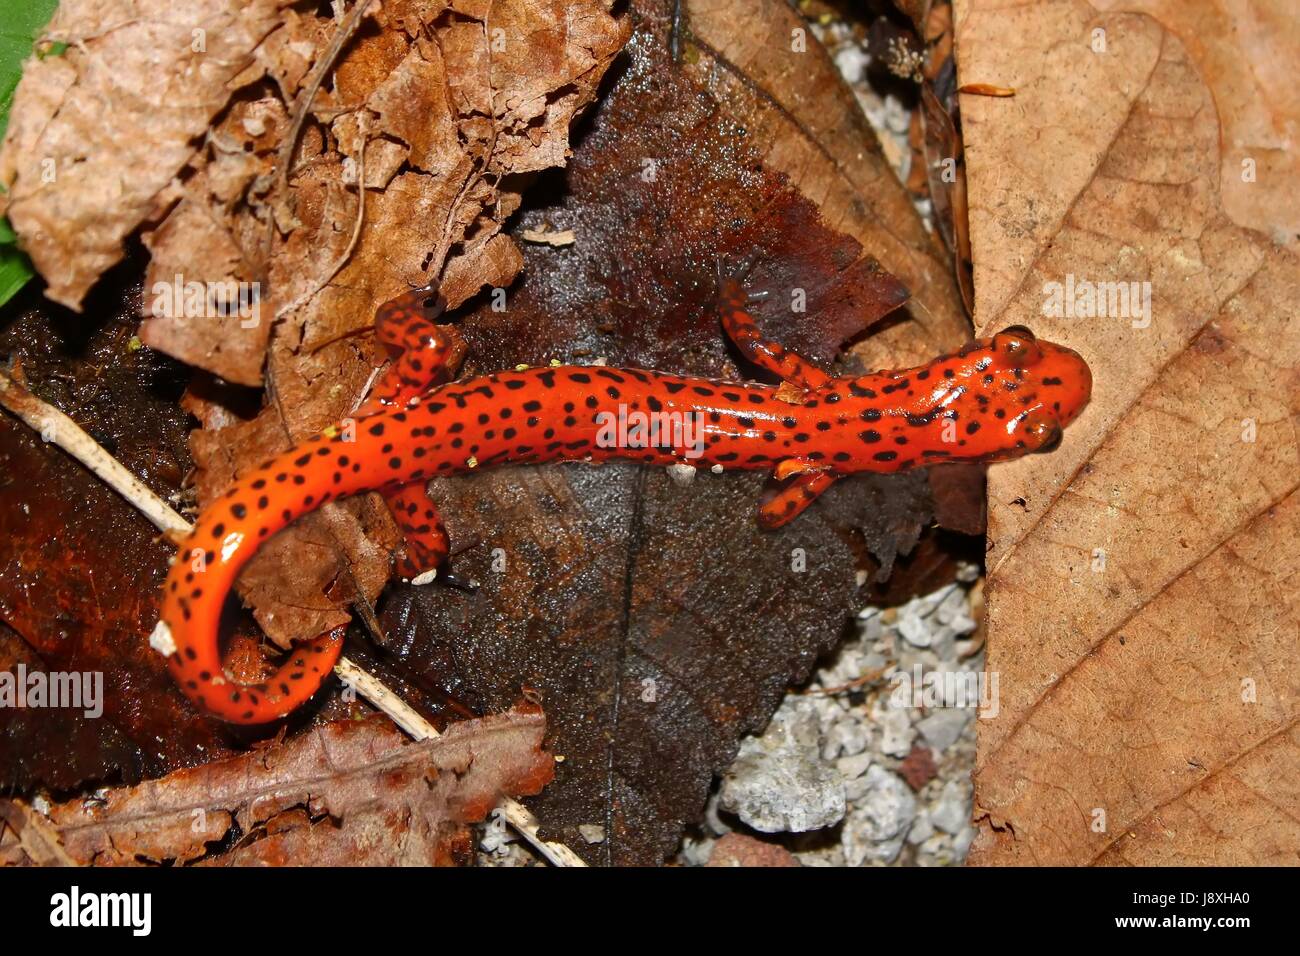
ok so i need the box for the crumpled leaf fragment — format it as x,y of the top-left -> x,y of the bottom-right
0,0 -> 301,309
0,709 -> 552,866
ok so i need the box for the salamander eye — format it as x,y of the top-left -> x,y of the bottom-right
1035,423 -> 1063,454
992,326 -> 1042,366
1018,409 -> 1062,453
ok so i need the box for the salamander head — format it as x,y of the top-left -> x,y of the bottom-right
830,326 -> 1092,471
947,325 -> 1092,460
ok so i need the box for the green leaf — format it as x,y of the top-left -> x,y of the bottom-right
0,0 -> 61,140
0,0 -> 60,308
0,241 -> 32,306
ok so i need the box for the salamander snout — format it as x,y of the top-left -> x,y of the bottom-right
1035,339 -> 1092,429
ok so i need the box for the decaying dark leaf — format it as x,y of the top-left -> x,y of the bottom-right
0,623 -> 140,794
0,275 -> 248,784
0,709 -> 552,866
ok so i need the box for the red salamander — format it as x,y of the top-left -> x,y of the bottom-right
151,276 -> 1092,722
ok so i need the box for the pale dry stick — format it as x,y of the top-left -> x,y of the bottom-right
0,369 -> 586,868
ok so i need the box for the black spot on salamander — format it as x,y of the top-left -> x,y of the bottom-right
504,380 -> 526,390
664,381 -> 686,394
569,372 -> 592,384
873,450 -> 898,462
860,430 -> 882,443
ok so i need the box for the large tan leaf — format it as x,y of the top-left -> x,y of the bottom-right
954,0 -> 1300,864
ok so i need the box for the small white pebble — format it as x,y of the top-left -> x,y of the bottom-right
148,620 -> 176,657
411,569 -> 438,586
710,464 -> 723,474
578,824 -> 606,844
667,463 -> 697,485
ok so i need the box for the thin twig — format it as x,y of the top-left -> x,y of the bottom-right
274,111 -> 371,322
0,369 -> 585,867
269,0 -> 374,231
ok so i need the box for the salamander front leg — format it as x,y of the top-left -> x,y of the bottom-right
759,470 -> 838,529
717,276 -> 832,390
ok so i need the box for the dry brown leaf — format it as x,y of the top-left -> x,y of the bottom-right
678,0 -> 971,366
0,709 -> 552,866
0,0 -> 300,309
1091,0 -> 1300,252
954,0 -> 1299,864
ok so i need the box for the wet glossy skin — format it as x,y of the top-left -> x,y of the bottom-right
152,280 -> 1091,723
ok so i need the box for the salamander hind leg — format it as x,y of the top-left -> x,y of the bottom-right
381,481 -> 450,585
355,286 -> 467,417
358,287 -> 467,588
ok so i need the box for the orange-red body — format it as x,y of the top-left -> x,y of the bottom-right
154,277 -> 1091,723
